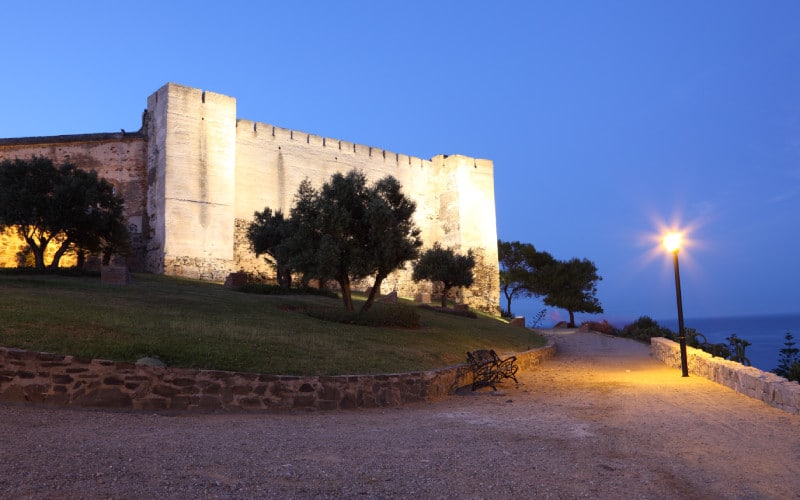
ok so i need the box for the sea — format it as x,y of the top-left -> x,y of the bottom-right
657,314 -> 800,374
513,301 -> 800,374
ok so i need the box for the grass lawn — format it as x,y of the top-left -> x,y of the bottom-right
0,272 -> 546,375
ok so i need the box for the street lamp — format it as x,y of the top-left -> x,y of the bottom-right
664,232 -> 689,377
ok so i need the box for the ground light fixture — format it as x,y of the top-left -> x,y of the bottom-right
663,231 -> 689,377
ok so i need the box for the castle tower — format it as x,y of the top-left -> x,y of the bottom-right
145,83 -> 237,279
430,154 -> 500,312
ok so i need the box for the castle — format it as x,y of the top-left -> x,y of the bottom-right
0,83 -> 500,312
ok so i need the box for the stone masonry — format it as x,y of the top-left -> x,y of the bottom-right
0,83 -> 500,313
650,337 -> 800,415
0,343 -> 556,411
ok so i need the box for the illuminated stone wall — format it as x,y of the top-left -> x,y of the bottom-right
233,112 -> 499,311
0,132 -> 148,269
651,337 -> 800,415
145,84 -> 236,280
0,83 -> 500,312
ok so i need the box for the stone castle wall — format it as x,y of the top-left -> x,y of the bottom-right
231,105 -> 499,309
0,83 -> 500,312
145,84 -> 237,281
0,132 -> 149,269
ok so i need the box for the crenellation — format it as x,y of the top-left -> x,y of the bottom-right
339,139 -> 354,154
236,120 -> 445,172
0,82 -> 500,312
307,133 -> 323,147
272,125 -> 292,141
235,119 -> 256,135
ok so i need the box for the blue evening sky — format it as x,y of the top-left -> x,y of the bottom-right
2,1 -> 798,325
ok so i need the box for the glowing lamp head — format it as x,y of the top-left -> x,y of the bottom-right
663,232 -> 682,253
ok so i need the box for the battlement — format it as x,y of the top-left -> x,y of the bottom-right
0,82 -> 501,313
235,118 -> 492,173
0,131 -> 144,147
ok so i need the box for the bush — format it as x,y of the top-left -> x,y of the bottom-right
581,320 -> 619,335
0,267 -> 100,277
305,302 -> 421,328
619,316 -> 675,342
528,309 -> 547,329
786,362 -> 800,383
417,304 -> 477,319
239,283 -> 338,299
684,328 -> 730,358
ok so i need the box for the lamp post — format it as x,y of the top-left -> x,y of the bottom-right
664,232 -> 689,377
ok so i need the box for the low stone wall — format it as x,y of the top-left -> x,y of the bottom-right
651,337 -> 800,415
0,341 -> 556,411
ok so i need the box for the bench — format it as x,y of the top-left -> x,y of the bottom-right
466,349 -> 519,391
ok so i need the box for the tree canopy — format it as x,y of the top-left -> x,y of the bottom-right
412,243 -> 475,308
253,169 -> 421,312
0,156 -> 129,270
497,240 -> 554,317
246,208 -> 294,288
360,175 -> 422,311
539,257 -> 603,327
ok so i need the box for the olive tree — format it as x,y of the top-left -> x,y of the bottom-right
256,169 -> 421,312
412,243 -> 475,308
498,239 -> 554,317
247,208 -> 294,288
0,156 -> 128,270
539,257 -> 603,327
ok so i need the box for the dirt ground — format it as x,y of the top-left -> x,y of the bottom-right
1,331 -> 799,499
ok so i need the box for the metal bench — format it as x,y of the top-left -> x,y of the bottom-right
466,349 -> 518,391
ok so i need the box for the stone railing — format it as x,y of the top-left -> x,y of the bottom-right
651,337 -> 800,415
0,341 -> 556,411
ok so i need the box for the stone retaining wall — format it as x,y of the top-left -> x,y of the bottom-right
0,341 -> 555,411
651,337 -> 800,415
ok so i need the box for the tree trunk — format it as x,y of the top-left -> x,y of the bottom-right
49,238 -> 73,269
568,310 -> 576,328
32,247 -> 46,270
441,285 -> 452,308
338,277 -> 354,311
361,273 -> 386,313
276,264 -> 291,288
23,235 -> 48,271
76,249 -> 86,271
505,295 -> 513,317
285,269 -> 293,289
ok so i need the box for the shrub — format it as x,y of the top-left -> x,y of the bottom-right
417,304 -> 477,319
785,362 -> 800,383
581,320 -> 619,335
240,283 -> 338,299
0,267 -> 100,277
619,316 -> 675,342
305,302 -> 421,328
726,333 -> 752,366
685,328 -> 730,358
528,309 -> 547,329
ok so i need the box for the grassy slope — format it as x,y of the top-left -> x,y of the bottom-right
0,273 -> 546,375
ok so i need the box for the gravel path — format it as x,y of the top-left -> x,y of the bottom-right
2,331 -> 799,499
